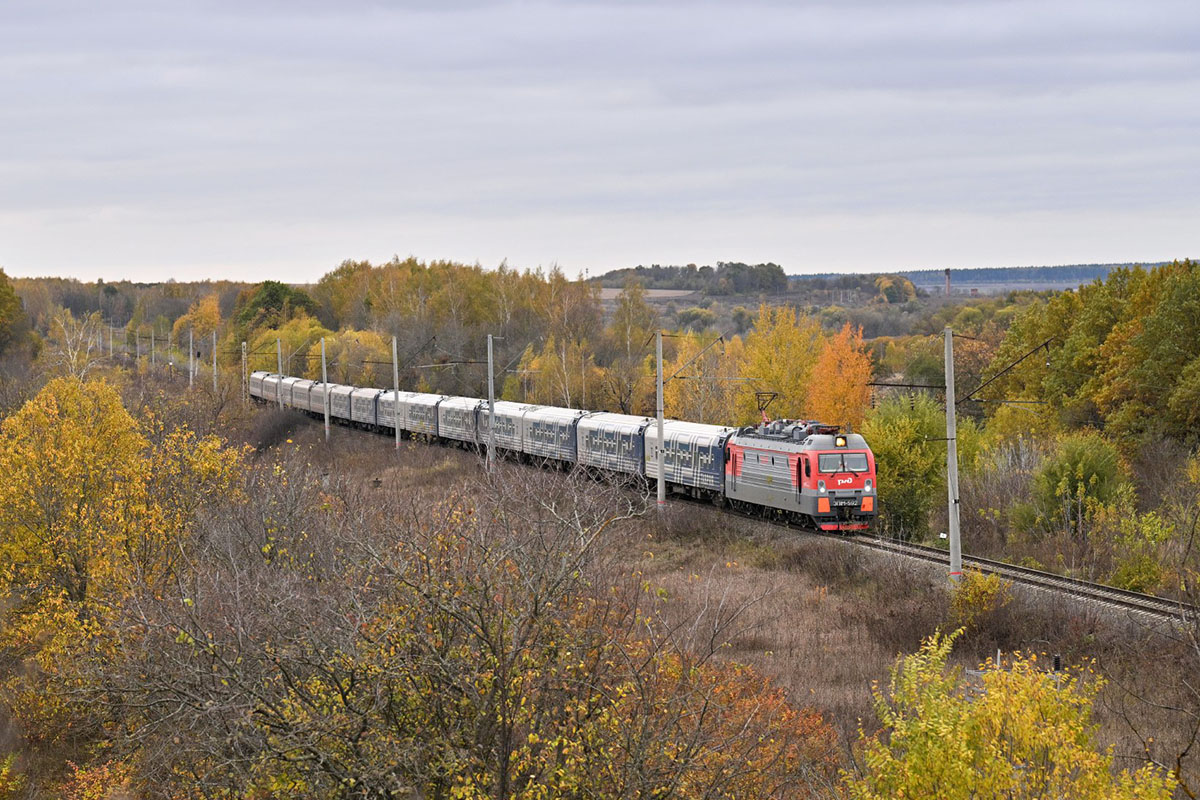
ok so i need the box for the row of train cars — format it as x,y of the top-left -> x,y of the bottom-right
249,371 -> 878,531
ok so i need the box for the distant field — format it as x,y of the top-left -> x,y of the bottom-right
599,287 -> 697,300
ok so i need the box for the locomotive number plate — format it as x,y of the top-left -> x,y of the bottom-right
832,498 -> 859,507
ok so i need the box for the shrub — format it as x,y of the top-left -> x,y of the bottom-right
949,569 -> 1012,633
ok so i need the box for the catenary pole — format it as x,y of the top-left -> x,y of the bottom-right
656,330 -> 665,510
321,337 -> 330,442
241,341 -> 248,405
276,338 -> 283,409
151,329 -> 155,367
392,335 -> 401,449
487,334 -> 496,472
189,330 -> 194,389
212,330 -> 217,392
945,326 -> 962,583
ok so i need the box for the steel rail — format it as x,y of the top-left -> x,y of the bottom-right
846,534 -> 1196,622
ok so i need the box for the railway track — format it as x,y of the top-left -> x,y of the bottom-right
292,411 -> 1200,624
846,533 -> 1197,622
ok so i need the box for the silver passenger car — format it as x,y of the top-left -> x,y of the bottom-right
261,374 -> 284,405
644,420 -> 736,492
577,413 -> 653,475
249,371 -> 269,400
479,401 -> 540,453
329,385 -> 354,421
521,406 -> 586,462
438,397 -> 482,443
291,379 -> 317,412
401,393 -> 446,436
309,382 -> 332,416
350,388 -> 383,427
280,376 -> 303,408
377,390 -> 417,432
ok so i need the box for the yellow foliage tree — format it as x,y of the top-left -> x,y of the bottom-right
248,314 -> 332,375
737,304 -> 823,423
804,322 -> 873,429
846,631 -> 1175,800
507,335 -> 603,408
304,328 -> 392,385
171,292 -> 221,344
664,332 -> 745,424
0,378 -> 243,743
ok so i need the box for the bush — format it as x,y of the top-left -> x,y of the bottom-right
949,570 -> 1012,633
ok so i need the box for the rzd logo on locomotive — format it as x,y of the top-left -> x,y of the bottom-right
837,476 -> 853,486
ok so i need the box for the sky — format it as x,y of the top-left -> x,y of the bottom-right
1,0 -> 1197,283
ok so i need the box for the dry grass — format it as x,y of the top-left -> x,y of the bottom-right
252,412 -> 1200,784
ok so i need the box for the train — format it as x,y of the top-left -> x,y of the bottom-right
249,371 -> 878,532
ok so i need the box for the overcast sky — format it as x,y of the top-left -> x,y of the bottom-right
2,0 -> 1197,283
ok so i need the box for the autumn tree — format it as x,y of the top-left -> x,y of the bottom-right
43,307 -> 106,379
599,279 -> 655,413
304,327 -> 392,385
805,322 -> 873,429
663,332 -> 745,424
509,335 -> 603,408
170,291 -> 221,344
0,378 -> 243,745
247,314 -> 333,375
0,268 -> 28,357
738,304 -> 823,423
234,279 -> 318,336
847,631 -> 1175,799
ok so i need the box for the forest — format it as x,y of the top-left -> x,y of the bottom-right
0,258 -> 1199,796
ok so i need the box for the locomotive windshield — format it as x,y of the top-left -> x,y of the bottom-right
819,452 -> 870,473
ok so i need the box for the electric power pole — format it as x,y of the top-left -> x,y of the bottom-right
241,341 -> 248,405
212,330 -> 217,393
656,330 -> 665,510
321,337 -> 330,442
487,334 -> 496,472
392,335 -> 401,449
945,327 -> 962,583
276,338 -> 283,409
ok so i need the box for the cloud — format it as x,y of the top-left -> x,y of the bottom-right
1,0 -> 1196,280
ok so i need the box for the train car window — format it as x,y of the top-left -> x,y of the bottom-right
818,454 -> 843,472
844,453 -> 869,472
804,458 -> 811,478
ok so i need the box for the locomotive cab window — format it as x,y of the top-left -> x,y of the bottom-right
819,453 -> 870,473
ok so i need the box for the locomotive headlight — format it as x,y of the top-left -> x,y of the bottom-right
865,479 -> 873,492
835,435 -> 847,447
818,480 -> 827,493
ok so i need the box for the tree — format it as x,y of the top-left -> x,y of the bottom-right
861,394 -> 980,539
303,327 -> 392,385
171,292 -> 221,344
599,279 -> 655,413
846,631 -> 1175,799
0,268 -> 28,356
860,395 -> 947,538
805,322 -> 873,429
44,308 -> 106,379
738,304 -> 823,423
0,378 -> 243,744
663,332 -> 745,425
234,280 -> 318,335
1033,430 -> 1129,545
247,314 -> 333,375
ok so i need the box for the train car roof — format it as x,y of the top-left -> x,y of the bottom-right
524,405 -> 587,422
578,412 -> 654,432
439,396 -> 483,408
645,419 -> 736,440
